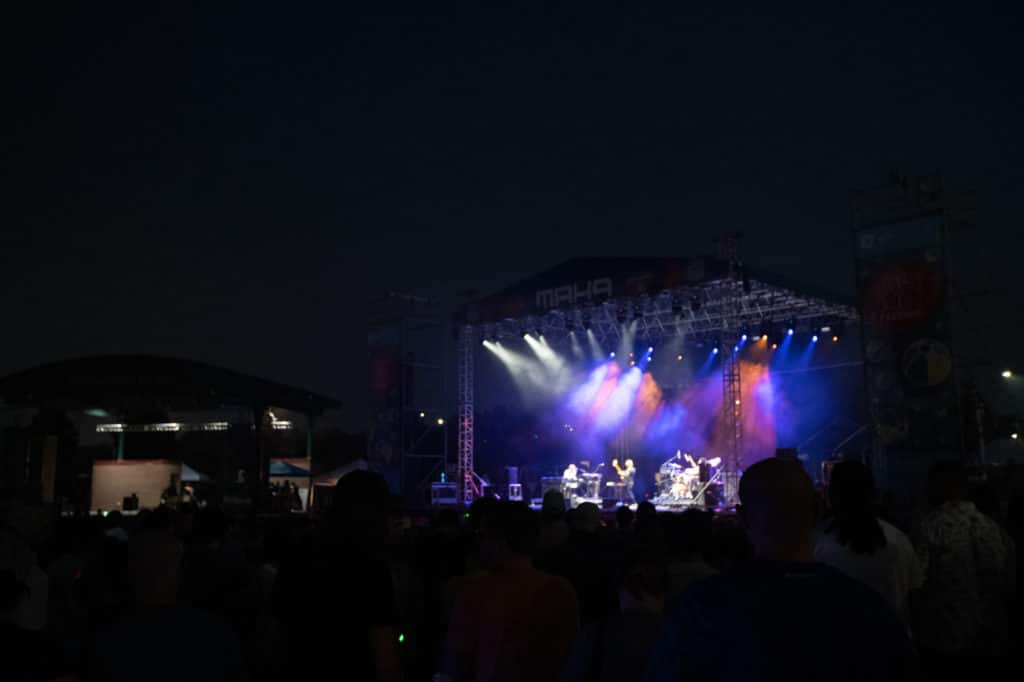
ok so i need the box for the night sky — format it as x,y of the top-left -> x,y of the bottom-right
3,2 -> 1022,428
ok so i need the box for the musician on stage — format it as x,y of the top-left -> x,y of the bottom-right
611,458 -> 637,505
697,456 -> 720,483
695,456 -> 721,507
561,463 -> 579,501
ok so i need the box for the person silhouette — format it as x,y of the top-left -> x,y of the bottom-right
563,546 -> 666,682
89,530 -> 244,682
273,470 -> 402,682
914,460 -> 1012,677
644,458 -> 916,682
814,460 -> 922,622
442,501 -> 578,682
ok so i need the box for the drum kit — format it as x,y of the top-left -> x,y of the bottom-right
653,451 -> 722,508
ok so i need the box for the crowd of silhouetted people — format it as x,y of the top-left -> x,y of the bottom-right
1,457 -> 1020,681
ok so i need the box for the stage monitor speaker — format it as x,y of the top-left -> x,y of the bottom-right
430,482 -> 457,507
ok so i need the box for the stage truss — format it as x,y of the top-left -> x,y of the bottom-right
457,268 -> 859,507
456,325 -> 476,505
477,278 -> 856,346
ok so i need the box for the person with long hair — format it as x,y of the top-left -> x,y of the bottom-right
814,460 -> 922,622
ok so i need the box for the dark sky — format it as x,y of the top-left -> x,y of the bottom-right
3,2 -> 1022,428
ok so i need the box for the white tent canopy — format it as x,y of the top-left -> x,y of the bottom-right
313,458 -> 369,486
181,463 -> 211,482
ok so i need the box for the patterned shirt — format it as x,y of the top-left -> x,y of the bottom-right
913,500 -> 1009,653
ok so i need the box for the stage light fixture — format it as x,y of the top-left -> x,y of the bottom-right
647,346 -> 653,353
1002,370 -> 1013,379
712,347 -> 719,355
630,360 -> 636,366
733,345 -> 739,352
1012,433 -> 1019,440
419,412 -> 425,419
812,335 -> 819,343
832,335 -> 839,343
677,354 -> 684,361
787,328 -> 794,336
436,418 -> 445,426
741,334 -> 748,341
771,343 -> 778,350
610,352 -> 616,358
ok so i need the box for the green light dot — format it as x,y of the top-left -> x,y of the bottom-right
398,633 -> 405,643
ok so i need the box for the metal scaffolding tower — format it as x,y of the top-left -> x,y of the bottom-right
717,233 -> 743,505
369,292 -> 448,507
720,347 -> 742,505
456,324 -> 476,505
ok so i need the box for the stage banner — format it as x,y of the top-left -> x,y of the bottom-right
368,323 -> 402,491
465,257 -> 729,323
855,215 -> 961,453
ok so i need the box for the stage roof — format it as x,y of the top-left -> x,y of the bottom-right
459,257 -> 858,342
0,355 -> 340,415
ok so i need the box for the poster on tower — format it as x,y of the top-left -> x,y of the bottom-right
854,214 -> 961,453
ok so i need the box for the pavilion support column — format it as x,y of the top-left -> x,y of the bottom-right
250,403 -> 268,510
306,412 -> 315,461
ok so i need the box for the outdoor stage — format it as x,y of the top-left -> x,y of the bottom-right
452,249 -> 862,509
